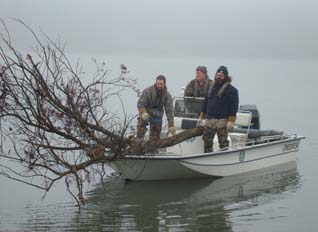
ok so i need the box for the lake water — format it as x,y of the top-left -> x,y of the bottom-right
0,55 -> 317,231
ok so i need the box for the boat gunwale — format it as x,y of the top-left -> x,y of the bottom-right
179,149 -> 298,167
122,135 -> 305,160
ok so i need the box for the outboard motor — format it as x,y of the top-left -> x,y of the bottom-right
239,104 -> 260,129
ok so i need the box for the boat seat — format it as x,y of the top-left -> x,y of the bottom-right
181,118 -> 197,129
229,111 -> 252,145
173,118 -> 198,130
175,111 -> 252,131
234,111 -> 252,128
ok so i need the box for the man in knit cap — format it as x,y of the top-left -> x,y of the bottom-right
197,66 -> 239,153
184,66 -> 213,97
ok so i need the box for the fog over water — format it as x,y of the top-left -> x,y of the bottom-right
1,0 -> 318,58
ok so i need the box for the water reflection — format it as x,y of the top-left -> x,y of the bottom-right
74,162 -> 300,232
20,162 -> 300,231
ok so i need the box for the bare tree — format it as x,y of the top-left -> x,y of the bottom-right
0,19 -> 203,209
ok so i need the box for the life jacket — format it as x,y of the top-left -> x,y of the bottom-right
193,77 -> 212,97
148,85 -> 167,110
207,77 -> 232,97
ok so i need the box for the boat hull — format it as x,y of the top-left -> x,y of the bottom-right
111,136 -> 304,181
110,159 -> 212,181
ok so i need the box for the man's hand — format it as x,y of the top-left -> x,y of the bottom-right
167,126 -> 176,136
141,112 -> 150,122
196,112 -> 205,127
196,118 -> 204,127
226,121 -> 234,131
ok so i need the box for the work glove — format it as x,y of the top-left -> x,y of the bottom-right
141,112 -> 150,122
226,121 -> 234,131
167,126 -> 176,136
196,112 -> 206,127
196,118 -> 203,127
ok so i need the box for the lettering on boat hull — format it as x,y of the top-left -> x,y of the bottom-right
283,142 -> 299,152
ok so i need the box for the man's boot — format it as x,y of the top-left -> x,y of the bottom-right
204,147 -> 213,153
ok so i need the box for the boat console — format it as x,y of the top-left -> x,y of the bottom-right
171,97 -> 278,153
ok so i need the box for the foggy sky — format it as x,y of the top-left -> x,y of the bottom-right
1,0 -> 318,59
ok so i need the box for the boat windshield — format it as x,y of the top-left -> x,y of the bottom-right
174,97 -> 204,119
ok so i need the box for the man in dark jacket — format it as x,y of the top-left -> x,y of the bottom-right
197,66 -> 239,153
184,66 -> 213,97
137,75 -> 175,140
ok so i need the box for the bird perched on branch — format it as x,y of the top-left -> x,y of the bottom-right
120,64 -> 129,74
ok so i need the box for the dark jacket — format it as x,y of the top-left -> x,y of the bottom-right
202,82 -> 239,120
137,85 -> 174,124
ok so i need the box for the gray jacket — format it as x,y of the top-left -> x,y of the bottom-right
137,85 -> 174,124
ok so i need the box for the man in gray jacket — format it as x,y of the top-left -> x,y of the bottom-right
137,75 -> 176,140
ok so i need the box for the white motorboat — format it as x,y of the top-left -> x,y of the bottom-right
111,97 -> 305,181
